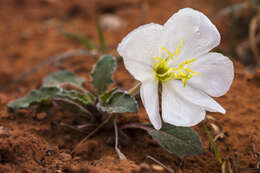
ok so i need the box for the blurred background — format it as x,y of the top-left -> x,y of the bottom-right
0,0 -> 259,89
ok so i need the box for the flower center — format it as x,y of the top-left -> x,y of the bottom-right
153,39 -> 200,86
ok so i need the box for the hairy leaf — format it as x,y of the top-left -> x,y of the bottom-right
43,70 -> 84,87
8,87 -> 61,110
91,55 -> 116,95
98,90 -> 137,113
57,90 -> 95,105
146,123 -> 203,156
99,88 -> 118,103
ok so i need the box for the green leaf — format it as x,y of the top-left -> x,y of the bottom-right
98,90 -> 137,113
57,90 -> 95,105
43,70 -> 84,87
202,121 -> 222,164
146,123 -> 203,156
91,55 -> 116,95
95,13 -> 107,53
8,87 -> 61,110
99,88 -> 118,103
59,28 -> 96,50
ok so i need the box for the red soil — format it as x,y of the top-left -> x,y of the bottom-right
0,0 -> 259,172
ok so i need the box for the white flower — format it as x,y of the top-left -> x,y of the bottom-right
117,8 -> 234,130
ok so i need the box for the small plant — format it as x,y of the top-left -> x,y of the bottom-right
8,8 -> 234,160
8,55 -> 203,158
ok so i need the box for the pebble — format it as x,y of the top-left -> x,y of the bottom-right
131,163 -> 151,173
36,112 -> 47,120
74,140 -> 100,160
0,126 -> 10,138
59,152 -> 72,162
63,163 -> 100,173
45,146 -> 56,156
140,163 -> 151,173
151,164 -> 165,172
100,14 -> 123,31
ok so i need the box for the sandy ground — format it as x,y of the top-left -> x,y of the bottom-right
0,0 -> 259,172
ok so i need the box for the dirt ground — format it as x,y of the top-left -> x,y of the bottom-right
0,0 -> 259,172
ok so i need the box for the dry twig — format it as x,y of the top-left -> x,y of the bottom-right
145,155 -> 175,173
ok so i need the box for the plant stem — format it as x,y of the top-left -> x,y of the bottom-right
128,82 -> 141,97
59,27 -> 96,50
113,117 -> 127,160
120,123 -> 152,131
59,122 -> 90,134
230,10 -> 238,58
202,121 -> 223,164
94,10 -> 107,53
72,114 -> 112,153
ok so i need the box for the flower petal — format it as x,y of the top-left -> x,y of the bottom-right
189,52 -> 234,97
140,79 -> 162,130
161,8 -> 220,64
117,23 -> 163,81
170,80 -> 225,114
162,81 -> 206,127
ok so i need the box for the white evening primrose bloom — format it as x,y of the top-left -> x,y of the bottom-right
117,8 -> 234,130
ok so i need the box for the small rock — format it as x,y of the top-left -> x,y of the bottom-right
253,69 -> 260,82
78,163 -> 100,173
59,152 -> 72,162
74,140 -> 100,160
63,164 -> 78,173
140,163 -> 151,173
132,163 -> 151,173
56,161 -> 64,170
151,164 -> 165,172
36,112 -> 47,120
100,14 -> 123,31
45,146 -> 56,156
63,163 -> 100,173
73,156 -> 81,161
16,109 -> 29,116
0,126 -> 10,138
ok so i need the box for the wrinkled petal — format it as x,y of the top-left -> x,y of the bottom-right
162,81 -> 206,127
117,23 -> 163,81
188,52 -> 234,97
160,8 -> 220,65
169,80 -> 225,114
140,79 -> 162,130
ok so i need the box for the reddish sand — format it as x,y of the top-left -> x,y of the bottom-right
0,0 -> 259,172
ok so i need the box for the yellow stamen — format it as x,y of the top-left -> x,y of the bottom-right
173,38 -> 183,57
161,46 -> 174,61
153,40 -> 200,87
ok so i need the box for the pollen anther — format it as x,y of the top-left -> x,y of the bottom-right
153,40 -> 200,86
